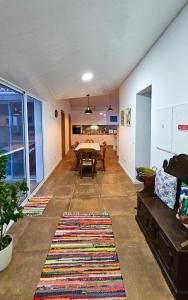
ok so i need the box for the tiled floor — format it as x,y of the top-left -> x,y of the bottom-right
0,148 -> 174,300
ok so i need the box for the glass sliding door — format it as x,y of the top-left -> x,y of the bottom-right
0,83 -> 26,202
0,82 -> 44,199
27,96 -> 44,192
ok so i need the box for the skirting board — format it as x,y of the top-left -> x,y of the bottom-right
119,159 -> 139,184
22,157 -> 62,205
6,158 -> 62,232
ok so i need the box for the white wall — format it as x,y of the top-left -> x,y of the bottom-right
119,4 -> 188,182
43,99 -> 71,178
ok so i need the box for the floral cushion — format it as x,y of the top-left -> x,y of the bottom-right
155,169 -> 177,209
176,182 -> 188,229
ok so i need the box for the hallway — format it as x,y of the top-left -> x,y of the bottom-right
0,148 -> 173,300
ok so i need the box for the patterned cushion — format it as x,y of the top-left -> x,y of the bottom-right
155,169 -> 177,209
176,182 -> 188,229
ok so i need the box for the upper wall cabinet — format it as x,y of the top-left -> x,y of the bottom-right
172,104 -> 188,154
155,107 -> 173,153
155,104 -> 188,155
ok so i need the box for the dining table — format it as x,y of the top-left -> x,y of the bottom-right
75,142 -> 101,151
74,142 -> 101,170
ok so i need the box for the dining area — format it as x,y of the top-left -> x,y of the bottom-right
73,140 -> 107,178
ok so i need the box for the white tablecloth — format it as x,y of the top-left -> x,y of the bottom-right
75,143 -> 100,151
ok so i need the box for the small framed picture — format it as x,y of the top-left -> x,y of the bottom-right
110,115 -> 118,123
120,110 -> 124,125
125,108 -> 131,127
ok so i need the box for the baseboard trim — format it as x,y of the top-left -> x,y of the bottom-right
119,160 -> 139,184
6,158 -> 62,232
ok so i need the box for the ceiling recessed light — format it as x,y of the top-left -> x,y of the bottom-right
82,72 -> 93,81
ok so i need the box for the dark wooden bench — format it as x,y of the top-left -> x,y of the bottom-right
136,154 -> 188,300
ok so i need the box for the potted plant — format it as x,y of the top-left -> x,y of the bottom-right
136,167 -> 156,178
136,167 -> 156,196
0,152 -> 28,271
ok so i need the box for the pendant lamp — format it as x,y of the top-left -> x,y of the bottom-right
84,94 -> 93,114
107,95 -> 113,111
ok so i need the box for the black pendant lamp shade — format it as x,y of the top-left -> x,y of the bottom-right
107,95 -> 113,111
107,105 -> 113,111
84,94 -> 93,114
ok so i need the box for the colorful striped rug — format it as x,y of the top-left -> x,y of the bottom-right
23,196 -> 52,216
33,213 -> 126,299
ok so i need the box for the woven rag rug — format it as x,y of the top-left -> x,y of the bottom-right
23,196 -> 52,216
33,213 -> 127,299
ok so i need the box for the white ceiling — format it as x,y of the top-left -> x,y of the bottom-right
0,0 -> 187,101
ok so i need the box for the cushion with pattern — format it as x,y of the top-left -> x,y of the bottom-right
155,169 -> 177,209
176,182 -> 188,229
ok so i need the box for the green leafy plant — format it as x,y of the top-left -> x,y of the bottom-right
136,167 -> 156,176
0,152 -> 28,250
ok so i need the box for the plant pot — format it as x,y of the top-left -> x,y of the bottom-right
136,167 -> 156,177
0,236 -> 13,271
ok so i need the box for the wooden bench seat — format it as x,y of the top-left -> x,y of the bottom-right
136,154 -> 188,300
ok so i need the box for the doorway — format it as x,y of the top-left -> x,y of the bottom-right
61,110 -> 66,158
68,113 -> 71,149
135,85 -> 152,168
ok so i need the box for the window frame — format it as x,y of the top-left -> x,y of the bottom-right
0,78 -> 44,202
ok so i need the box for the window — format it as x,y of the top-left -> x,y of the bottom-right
27,96 -> 44,192
0,84 -> 26,188
0,82 -> 44,202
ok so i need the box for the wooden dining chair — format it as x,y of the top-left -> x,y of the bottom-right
78,148 -> 97,178
85,139 -> 94,143
72,141 -> 79,149
97,145 -> 107,171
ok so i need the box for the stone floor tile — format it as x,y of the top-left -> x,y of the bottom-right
111,214 -> 145,244
0,250 -> 48,300
69,198 -> 105,213
102,196 -> 137,216
73,184 -> 101,198
14,217 -> 58,252
42,198 -> 70,217
117,245 -> 174,300
101,183 -> 129,197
